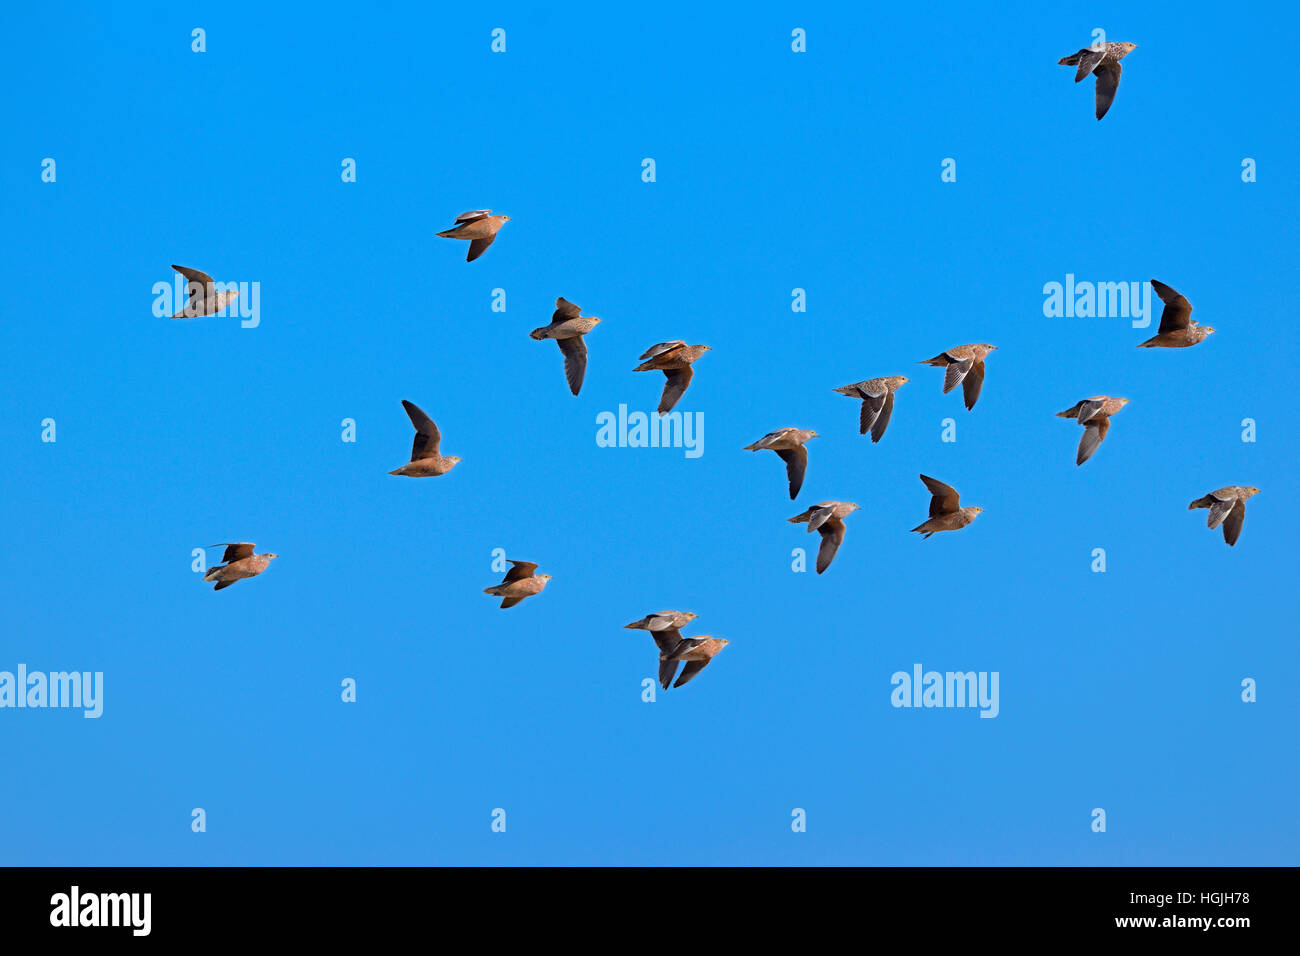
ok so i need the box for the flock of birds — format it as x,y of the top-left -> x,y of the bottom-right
187,39 -> 1259,691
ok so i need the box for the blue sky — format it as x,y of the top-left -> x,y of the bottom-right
2,1 -> 1296,865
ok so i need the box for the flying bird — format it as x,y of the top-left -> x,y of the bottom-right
911,475 -> 983,538
1189,486 -> 1260,546
436,210 -> 511,262
788,501 -> 860,574
389,400 -> 461,477
530,297 -> 601,395
1138,280 -> 1215,348
203,543 -> 277,591
657,635 -> 730,689
624,610 -> 698,633
1058,41 -> 1138,120
833,376 -> 908,441
1056,396 -> 1129,465
483,560 -> 551,608
170,265 -> 239,318
744,427 -> 818,499
633,341 -> 711,415
919,345 -> 996,410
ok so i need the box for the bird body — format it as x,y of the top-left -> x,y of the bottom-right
436,209 -> 510,261
1056,396 -> 1129,465
1189,486 -> 1260,546
1058,41 -> 1137,119
170,264 -> 239,318
833,375 -> 908,440
910,475 -> 982,538
203,543 -> 277,591
788,500 -> 859,573
659,637 -> 730,689
530,297 -> 601,395
625,610 -> 698,633
1138,280 -> 1215,348
744,427 -> 818,499
483,560 -> 551,608
920,344 -> 996,410
633,342 -> 711,414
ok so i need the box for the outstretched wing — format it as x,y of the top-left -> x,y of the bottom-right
639,341 -> 685,361
553,297 -> 582,320
503,560 -> 538,583
673,659 -> 712,688
776,446 -> 807,500
466,235 -> 496,262
1205,494 -> 1236,530
1094,61 -> 1122,120
815,518 -> 845,574
658,366 -> 693,414
455,210 -> 491,222
961,360 -> 985,410
1073,47 -> 1106,82
402,400 -> 441,460
212,542 -> 255,563
556,336 -> 588,396
871,390 -> 896,442
1222,501 -> 1246,546
942,356 -> 972,394
1076,416 -> 1110,465
1151,279 -> 1193,333
920,475 -> 960,515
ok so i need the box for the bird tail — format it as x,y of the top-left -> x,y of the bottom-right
202,565 -> 223,581
483,586 -> 502,595
1055,408 -> 1079,419
918,354 -> 947,366
633,359 -> 657,372
529,327 -> 548,340
1058,54 -> 1079,66
1188,495 -> 1213,510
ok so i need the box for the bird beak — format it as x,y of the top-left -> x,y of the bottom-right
1205,327 -> 1216,334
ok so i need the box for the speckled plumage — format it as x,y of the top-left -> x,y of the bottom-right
919,345 -> 996,410
483,560 -> 551,608
633,342 -> 711,415
1056,396 -> 1129,465
1058,41 -> 1137,120
744,427 -> 818,499
390,400 -> 461,477
436,209 -> 511,261
788,501 -> 860,573
531,297 -> 601,395
203,543 -> 278,591
1189,486 -> 1260,546
1138,280 -> 1215,348
910,475 -> 983,538
833,376 -> 908,441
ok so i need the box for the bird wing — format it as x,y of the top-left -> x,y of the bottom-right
402,400 -> 441,460
499,596 -> 525,609
806,504 -> 837,532
503,560 -> 538,583
658,366 -> 693,414
673,659 -> 711,688
871,390 -> 896,442
213,542 -> 255,563
650,627 -> 683,655
466,235 -> 496,262
858,389 -> 887,435
1206,494 -> 1236,530
1222,500 -> 1246,546
747,429 -> 788,450
815,517 -> 846,574
556,336 -> 588,396
776,446 -> 808,500
171,264 -> 214,310
658,658 -> 681,689
1073,47 -> 1106,82
639,341 -> 685,361
920,475 -> 960,515
553,297 -> 582,320
455,210 -> 491,222
961,360 -> 985,410
1076,416 -> 1110,465
1075,398 -> 1107,423
942,357 -> 972,394
1151,280 -> 1193,333
1094,61 -> 1122,120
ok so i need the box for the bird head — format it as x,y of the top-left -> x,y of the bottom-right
1122,42 -> 1138,52
265,553 -> 279,560
501,215 -> 512,222
539,574 -> 553,581
809,430 -> 820,438
980,344 -> 998,352
1118,398 -> 1130,406
718,639 -> 731,647
683,612 -> 698,622
1244,487 -> 1261,497
449,456 -> 463,463
971,508 -> 985,514
846,503 -> 861,513
1202,326 -> 1216,335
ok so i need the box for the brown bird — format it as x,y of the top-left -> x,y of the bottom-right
656,634 -> 730,689
203,543 -> 277,591
530,297 -> 601,395
788,501 -> 860,573
744,427 -> 818,499
1058,41 -> 1138,120
170,265 -> 239,318
1138,280 -> 1215,348
389,400 -> 461,477
1056,396 -> 1129,465
1189,486 -> 1260,546
833,376 -> 908,441
436,210 -> 511,261
633,341 -> 711,415
624,610 -> 698,633
919,345 -> 996,410
483,560 -> 551,608
910,475 -> 983,538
